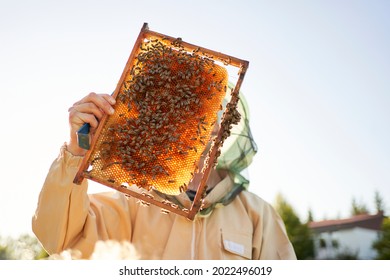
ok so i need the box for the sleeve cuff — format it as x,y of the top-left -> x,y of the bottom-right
60,143 -> 85,168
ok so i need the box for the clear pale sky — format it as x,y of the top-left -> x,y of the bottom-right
1,0 -> 389,238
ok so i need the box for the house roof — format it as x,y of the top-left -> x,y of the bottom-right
308,212 -> 385,233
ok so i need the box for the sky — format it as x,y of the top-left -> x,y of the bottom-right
0,0 -> 389,238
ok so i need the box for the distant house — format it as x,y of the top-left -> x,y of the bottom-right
308,212 -> 385,259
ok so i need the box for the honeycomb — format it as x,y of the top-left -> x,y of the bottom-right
85,37 -> 228,195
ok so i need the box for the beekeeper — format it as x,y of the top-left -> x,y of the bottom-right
32,89 -> 296,260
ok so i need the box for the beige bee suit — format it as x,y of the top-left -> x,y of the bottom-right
32,145 -> 296,260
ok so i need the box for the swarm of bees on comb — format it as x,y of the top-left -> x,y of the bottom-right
74,23 -> 248,219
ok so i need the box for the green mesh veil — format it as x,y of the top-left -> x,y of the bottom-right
197,82 -> 258,215
216,85 -> 257,191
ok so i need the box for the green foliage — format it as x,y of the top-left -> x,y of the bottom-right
351,197 -> 369,216
0,234 -> 48,260
372,217 -> 390,260
306,208 -> 314,223
274,193 -> 315,260
374,190 -> 385,213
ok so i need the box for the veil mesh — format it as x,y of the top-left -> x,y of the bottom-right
199,83 -> 258,214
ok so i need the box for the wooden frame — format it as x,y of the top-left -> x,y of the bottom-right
73,22 -> 248,220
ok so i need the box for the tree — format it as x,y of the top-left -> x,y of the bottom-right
351,197 -> 369,216
307,208 -> 314,223
372,217 -> 390,259
374,190 -> 385,213
274,193 -> 315,260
